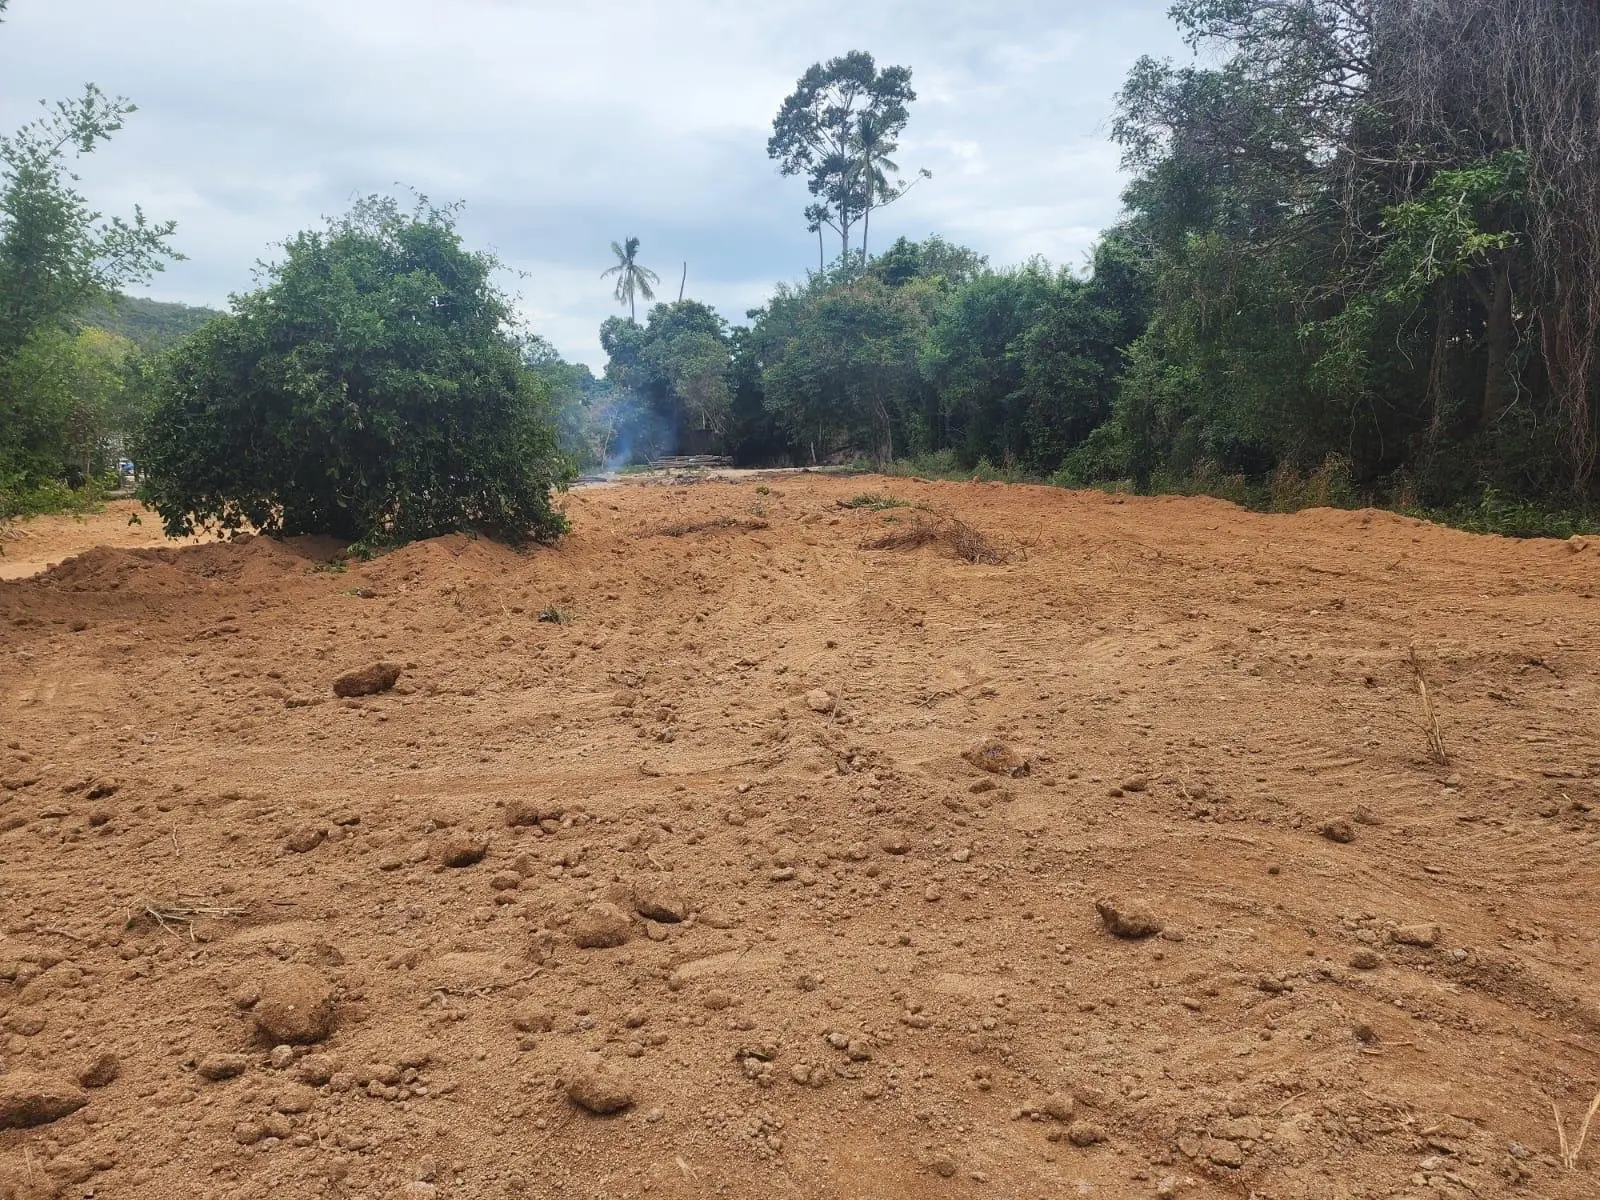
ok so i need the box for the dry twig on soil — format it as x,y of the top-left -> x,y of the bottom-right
130,896 -> 248,939
1553,1091 -> 1600,1170
648,517 -> 770,538
861,513 -> 1012,565
1408,646 -> 1449,765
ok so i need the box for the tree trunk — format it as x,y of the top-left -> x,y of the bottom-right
1482,255 -> 1513,427
863,202 -> 871,259
678,262 -> 687,303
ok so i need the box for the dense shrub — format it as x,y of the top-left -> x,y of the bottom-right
137,198 -> 570,546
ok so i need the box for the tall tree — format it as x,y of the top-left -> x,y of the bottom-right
853,110 -> 929,258
1,8 -> 179,509
601,235 -> 660,322
768,51 -> 918,263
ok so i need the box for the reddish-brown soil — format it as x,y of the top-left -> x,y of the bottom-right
1,475 -> 1598,1200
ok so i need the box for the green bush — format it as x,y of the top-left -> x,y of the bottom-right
136,198 -> 570,547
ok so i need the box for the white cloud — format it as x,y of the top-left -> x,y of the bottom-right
0,0 -> 1187,369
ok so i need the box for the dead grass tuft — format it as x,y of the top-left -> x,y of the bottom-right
862,513 -> 1012,565
130,895 -> 249,939
648,517 -> 771,538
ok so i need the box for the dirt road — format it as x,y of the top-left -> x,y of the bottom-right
1,475 -> 1597,1198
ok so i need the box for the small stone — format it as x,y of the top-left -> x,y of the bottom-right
1206,1138 -> 1245,1168
633,880 -> 687,923
284,825 -> 325,853
234,1120 -> 265,1145
504,797 -> 562,827
571,902 -> 631,949
962,738 -> 1029,777
273,1084 -> 317,1114
877,829 -> 910,855
923,884 -> 942,903
1349,948 -> 1382,970
1037,1092 -> 1074,1122
1393,923 -> 1440,948
331,662 -> 401,697
435,831 -> 488,868
929,1153 -> 957,1178
805,689 -> 835,713
1095,895 -> 1164,939
566,1057 -> 634,1115
702,989 -> 736,1012
0,1073 -> 88,1130
511,999 -> 554,1033
197,1053 -> 251,1081
1319,819 -> 1355,844
1121,775 -> 1149,793
253,966 -> 336,1044
269,1044 -> 297,1070
76,1052 -> 120,1089
297,1054 -> 336,1085
1067,1122 -> 1107,1147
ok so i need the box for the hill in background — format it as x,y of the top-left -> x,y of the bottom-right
80,295 -> 222,351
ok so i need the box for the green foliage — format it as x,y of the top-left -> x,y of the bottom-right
0,52 -> 178,506
0,86 -> 180,357
79,295 -> 221,351
600,236 -> 659,323
601,300 -> 733,458
839,492 -> 906,510
768,51 -> 925,263
0,326 -> 140,495
135,196 -> 570,547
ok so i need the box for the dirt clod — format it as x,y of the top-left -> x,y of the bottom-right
1392,923 -> 1440,948
253,966 -> 336,1044
566,1057 -> 635,1114
0,1072 -> 88,1129
962,738 -> 1029,777
332,662 -> 401,697
1095,895 -> 1164,939
571,902 -> 632,948
434,830 -> 488,867
76,1051 -> 120,1089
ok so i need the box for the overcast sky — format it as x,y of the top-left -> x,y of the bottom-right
0,0 -> 1188,370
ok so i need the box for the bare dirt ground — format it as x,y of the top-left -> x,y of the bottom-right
1,474 -> 1598,1200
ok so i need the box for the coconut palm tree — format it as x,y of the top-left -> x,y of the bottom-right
601,236 -> 661,323
853,114 -> 930,258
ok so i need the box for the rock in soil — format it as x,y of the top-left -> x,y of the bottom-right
1393,922 -> 1440,948
0,1072 -> 89,1129
284,825 -> 325,853
1095,895 -> 1164,939
633,880 -> 687,923
1319,819 -> 1356,844
197,1052 -> 251,1081
332,662 -> 402,697
805,688 -> 836,713
571,902 -> 632,948
1067,1121 -> 1107,1147
435,830 -> 489,867
962,738 -> 1030,777
253,966 -> 336,1044
76,1052 -> 120,1089
566,1057 -> 635,1114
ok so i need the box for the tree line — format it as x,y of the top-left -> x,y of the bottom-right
5,1 -> 1597,540
575,6 -> 1600,525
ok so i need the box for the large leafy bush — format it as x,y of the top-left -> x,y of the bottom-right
138,197 -> 569,545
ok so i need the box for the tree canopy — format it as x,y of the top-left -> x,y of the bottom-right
136,197 -> 570,545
